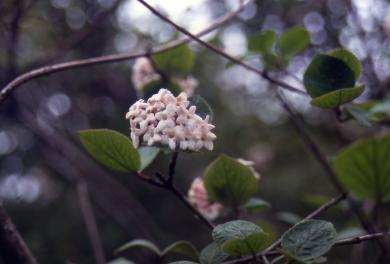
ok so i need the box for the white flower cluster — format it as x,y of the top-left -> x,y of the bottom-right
125,89 -> 216,151
187,177 -> 223,220
131,57 -> 198,96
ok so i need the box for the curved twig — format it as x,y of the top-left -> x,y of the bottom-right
0,0 -> 252,104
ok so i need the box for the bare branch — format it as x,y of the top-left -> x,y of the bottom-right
0,204 -> 38,264
136,0 -> 306,96
77,179 -> 106,264
0,0 -> 252,104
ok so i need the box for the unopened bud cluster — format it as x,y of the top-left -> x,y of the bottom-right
187,177 -> 223,220
132,57 -> 198,96
126,89 -> 216,151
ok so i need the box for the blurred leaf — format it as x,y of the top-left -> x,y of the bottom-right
263,52 -> 280,70
253,220 -> 277,248
329,48 -> 361,80
281,219 -> 336,262
78,129 -> 140,173
162,241 -> 199,261
310,85 -> 364,109
107,258 -> 135,264
248,30 -> 277,53
189,95 -> 214,122
114,239 -> 161,256
333,136 -> 390,202
346,99 -> 390,126
243,198 -> 270,213
303,54 -> 356,98
153,45 -> 194,75
168,261 -> 199,264
143,79 -> 182,99
138,146 -> 160,171
204,154 -> 258,207
336,227 -> 364,240
212,220 -> 268,256
277,212 -> 302,226
199,243 -> 229,264
278,27 -> 310,57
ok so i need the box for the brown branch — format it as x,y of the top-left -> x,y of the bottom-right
0,0 -> 252,105
77,179 -> 106,264
336,231 -> 390,246
136,0 -> 306,96
0,204 -> 38,264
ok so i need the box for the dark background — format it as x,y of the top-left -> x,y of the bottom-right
0,0 -> 389,263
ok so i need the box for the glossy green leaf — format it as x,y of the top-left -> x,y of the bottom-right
329,48 -> 361,80
248,30 -> 277,53
114,239 -> 161,256
243,198 -> 271,213
138,146 -> 160,171
333,136 -> 390,202
278,27 -> 310,57
199,243 -> 229,264
78,129 -> 140,173
212,220 -> 268,256
303,54 -> 356,98
281,219 -> 336,262
189,95 -> 214,122
310,85 -> 364,109
204,154 -> 258,207
153,45 -> 194,75
162,241 -> 199,261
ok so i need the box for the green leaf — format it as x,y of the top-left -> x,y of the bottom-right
222,232 -> 269,257
248,30 -> 277,53
78,129 -> 140,173
204,154 -> 258,207
277,212 -> 302,226
114,239 -> 161,256
153,45 -> 194,75
263,52 -> 280,70
189,95 -> 214,122
329,48 -> 361,80
162,241 -> 199,261
333,136 -> 390,202
199,243 -> 229,264
243,198 -> 271,213
310,85 -> 364,109
212,220 -> 268,256
281,219 -> 336,262
138,146 -> 160,171
346,99 -> 390,127
278,27 -> 310,57
303,54 -> 356,98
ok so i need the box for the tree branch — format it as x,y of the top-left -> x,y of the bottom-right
77,179 -> 106,264
136,0 -> 306,96
0,204 -> 38,264
0,0 -> 252,104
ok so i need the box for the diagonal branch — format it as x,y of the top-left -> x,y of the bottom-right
0,204 -> 38,264
0,0 -> 252,105
136,0 -> 306,96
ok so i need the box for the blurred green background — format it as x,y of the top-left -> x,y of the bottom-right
0,0 -> 390,263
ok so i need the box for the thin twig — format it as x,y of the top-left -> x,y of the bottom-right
168,151 -> 179,184
136,0 -> 306,96
77,179 -> 106,264
223,193 -> 346,264
0,203 -> 38,264
0,0 -> 252,104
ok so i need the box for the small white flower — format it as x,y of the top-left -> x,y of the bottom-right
126,89 -> 216,151
237,158 -> 261,180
